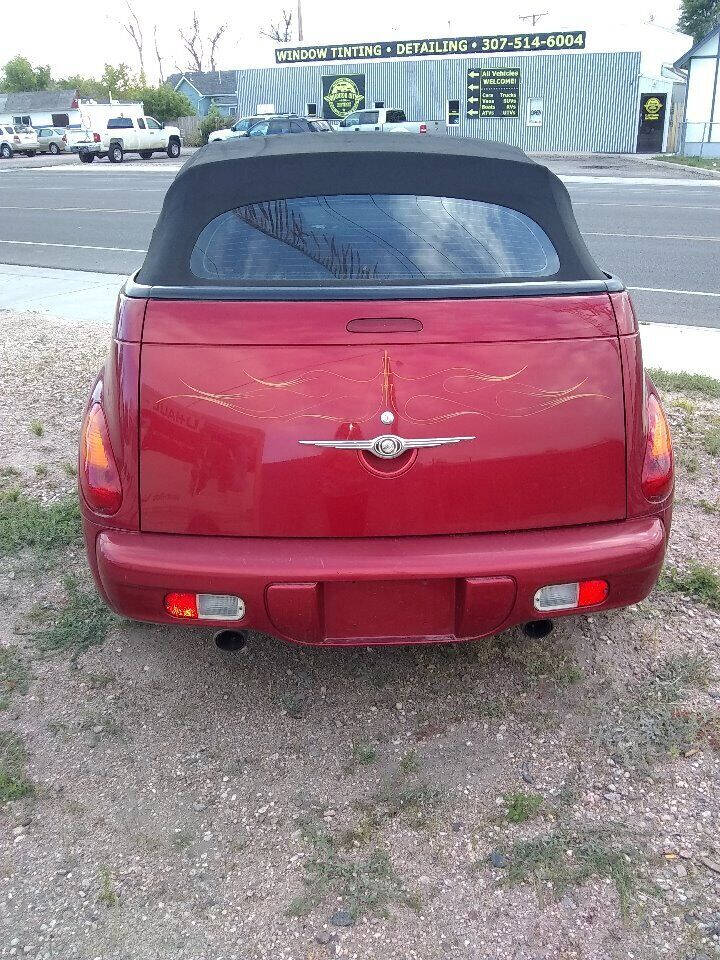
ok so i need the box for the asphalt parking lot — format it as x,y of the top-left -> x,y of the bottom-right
0,152 -> 719,328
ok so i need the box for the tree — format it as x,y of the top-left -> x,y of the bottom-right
199,105 -> 229,143
178,11 -> 232,71
54,74 -> 108,99
179,12 -> 205,71
131,86 -> 195,122
0,56 -> 52,92
678,0 -> 720,41
118,0 -> 146,81
208,23 -> 229,70
101,63 -> 136,98
153,25 -> 165,84
260,9 -> 293,43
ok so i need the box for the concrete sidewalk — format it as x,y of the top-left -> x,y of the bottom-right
0,263 -> 718,378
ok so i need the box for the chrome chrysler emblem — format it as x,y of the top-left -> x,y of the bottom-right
298,434 -> 475,460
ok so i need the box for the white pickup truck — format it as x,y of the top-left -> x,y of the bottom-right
75,114 -> 181,163
337,108 -> 446,135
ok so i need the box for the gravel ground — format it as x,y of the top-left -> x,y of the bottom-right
1,310 -> 720,960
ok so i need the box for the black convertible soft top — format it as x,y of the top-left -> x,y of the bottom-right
136,134 -> 606,291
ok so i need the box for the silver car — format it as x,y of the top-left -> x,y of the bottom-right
36,127 -> 68,154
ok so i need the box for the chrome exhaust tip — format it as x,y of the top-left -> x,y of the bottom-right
214,629 -> 248,651
522,620 -> 554,639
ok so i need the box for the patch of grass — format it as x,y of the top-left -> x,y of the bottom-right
97,867 -> 118,908
351,742 -> 378,766
514,643 -> 583,686
62,462 -> 77,478
599,656 -> 712,769
0,466 -> 21,480
505,791 -> 544,824
652,154 -> 720,172
287,820 -> 420,920
699,497 -> 720,516
34,464 -> 48,478
0,647 -> 30,710
671,397 -> 695,414
651,652 -> 712,690
648,368 -> 720,399
32,576 -> 116,657
29,420 -> 44,437
0,489 -> 81,557
659,563 -> 720,611
500,826 -> 640,915
703,423 -> 720,457
398,749 -> 420,775
0,731 -> 34,803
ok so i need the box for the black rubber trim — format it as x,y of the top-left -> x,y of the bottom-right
124,273 -> 625,302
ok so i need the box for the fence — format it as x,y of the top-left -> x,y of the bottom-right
680,121 -> 720,158
176,115 -> 201,145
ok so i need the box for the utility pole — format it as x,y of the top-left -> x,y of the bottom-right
519,11 -> 549,27
297,0 -> 303,41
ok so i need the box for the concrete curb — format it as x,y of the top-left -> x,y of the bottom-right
633,155 -> 720,179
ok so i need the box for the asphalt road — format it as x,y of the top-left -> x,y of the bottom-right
1,159 -> 719,328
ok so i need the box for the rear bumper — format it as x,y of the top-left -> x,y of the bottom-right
86,517 -> 667,645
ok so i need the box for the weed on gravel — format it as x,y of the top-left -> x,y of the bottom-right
599,655 -> 717,769
0,731 -> 33,803
31,575 -> 117,657
287,819 -> 420,921
0,487 -> 81,557
505,791 -> 544,824
0,647 -> 30,710
659,562 -> 720,611
499,825 -> 641,916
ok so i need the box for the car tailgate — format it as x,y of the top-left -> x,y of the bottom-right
138,294 -> 626,538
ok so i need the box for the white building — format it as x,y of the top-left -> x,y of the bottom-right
0,89 -> 81,128
676,24 -> 720,156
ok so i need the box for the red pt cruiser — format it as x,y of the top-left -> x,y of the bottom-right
80,135 -> 673,647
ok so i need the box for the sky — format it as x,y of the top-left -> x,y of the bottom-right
0,0 -> 685,84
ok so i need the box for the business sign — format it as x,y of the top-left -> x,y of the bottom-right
468,68 -> 520,119
322,74 -> 365,119
636,92 -> 667,153
526,97 -> 544,126
277,31 -> 586,64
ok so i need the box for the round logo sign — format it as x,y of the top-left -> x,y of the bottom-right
644,96 -> 663,120
324,76 -> 364,118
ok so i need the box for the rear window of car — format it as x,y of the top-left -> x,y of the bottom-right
190,194 -> 560,283
108,117 -> 133,129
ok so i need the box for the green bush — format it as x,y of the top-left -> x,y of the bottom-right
199,106 -> 230,144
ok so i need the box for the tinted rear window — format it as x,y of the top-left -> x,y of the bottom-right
190,194 -> 560,283
108,117 -> 133,129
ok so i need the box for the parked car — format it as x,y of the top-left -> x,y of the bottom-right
80,135 -> 673,648
338,108 -> 445,134
8,125 -> 38,156
0,125 -> 15,159
207,115 -> 265,143
35,127 -> 68,154
76,115 -> 181,163
246,116 -> 332,136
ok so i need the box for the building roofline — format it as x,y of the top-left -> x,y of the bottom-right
675,23 -> 720,68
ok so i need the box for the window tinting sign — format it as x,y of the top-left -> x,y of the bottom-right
636,93 -> 666,153
322,74 -> 365,119
468,68 -> 520,118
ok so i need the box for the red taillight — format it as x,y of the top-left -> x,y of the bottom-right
164,592 -> 198,619
641,393 -> 673,500
93,132 -> 101,143
577,579 -> 609,607
79,404 -> 122,514
419,123 -> 428,133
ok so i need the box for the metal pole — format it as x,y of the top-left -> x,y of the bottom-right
297,0 -> 303,41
